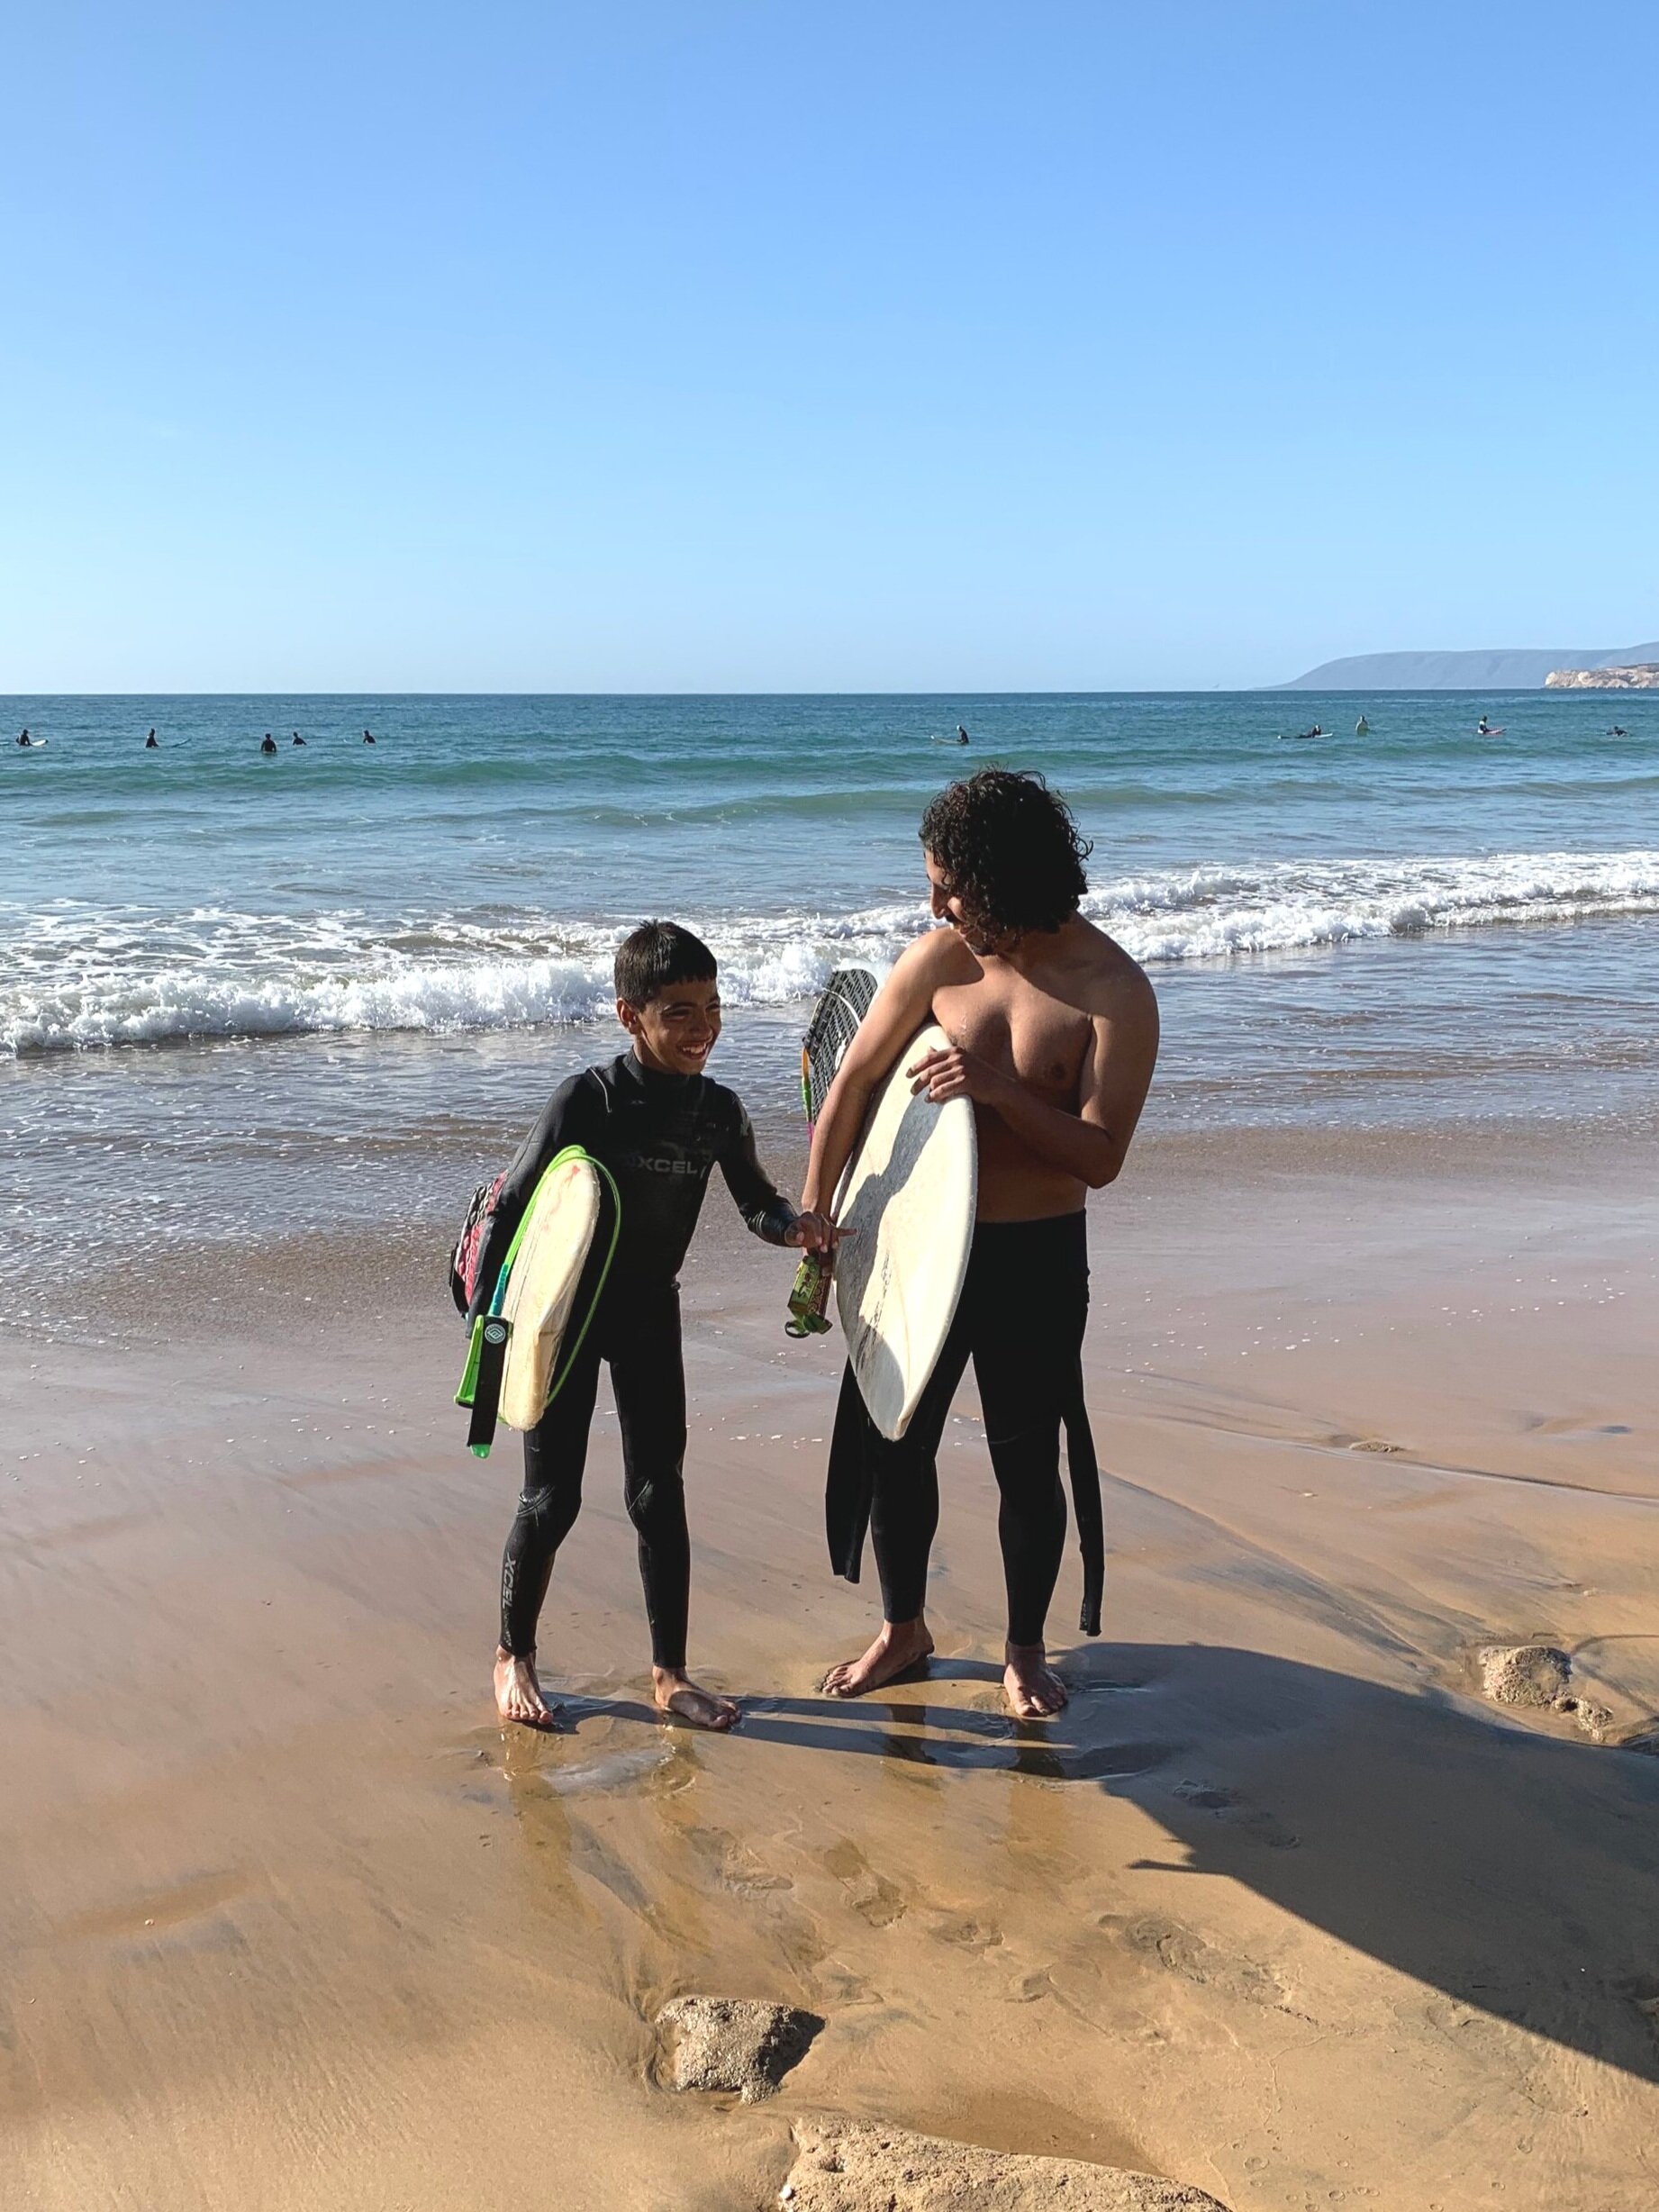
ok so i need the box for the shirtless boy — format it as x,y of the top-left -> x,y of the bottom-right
468,921 -> 835,1731
800,770 -> 1159,1718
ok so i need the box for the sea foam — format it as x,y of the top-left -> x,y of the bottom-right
6,848 -> 1659,1055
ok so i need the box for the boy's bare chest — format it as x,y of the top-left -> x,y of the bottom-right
932,975 -> 1091,1105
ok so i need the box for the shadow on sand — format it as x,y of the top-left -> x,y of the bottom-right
552,1642 -> 1659,2084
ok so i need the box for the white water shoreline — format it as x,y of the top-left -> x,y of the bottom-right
8,846 -> 1659,1054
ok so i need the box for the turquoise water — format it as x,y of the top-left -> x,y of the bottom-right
5,692 -> 1658,1284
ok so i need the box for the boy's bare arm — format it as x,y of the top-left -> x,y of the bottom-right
907,968 -> 1159,1189
800,936 -> 946,1215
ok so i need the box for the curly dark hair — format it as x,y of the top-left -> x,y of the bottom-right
919,768 -> 1091,942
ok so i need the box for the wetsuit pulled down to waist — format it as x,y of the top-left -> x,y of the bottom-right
825,1210 -> 1103,1645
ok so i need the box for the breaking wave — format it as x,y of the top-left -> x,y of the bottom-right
7,848 -> 1659,1054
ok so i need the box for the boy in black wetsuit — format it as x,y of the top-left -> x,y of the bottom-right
467,921 -> 836,1732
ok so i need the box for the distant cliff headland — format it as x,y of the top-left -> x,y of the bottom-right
1281,640 -> 1659,689
1544,662 -> 1659,690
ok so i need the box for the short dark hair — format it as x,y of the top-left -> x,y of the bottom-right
919,768 -> 1091,941
614,920 -> 718,1008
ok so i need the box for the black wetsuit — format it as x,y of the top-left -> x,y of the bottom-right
826,1211 -> 1102,1645
470,1051 -> 795,1667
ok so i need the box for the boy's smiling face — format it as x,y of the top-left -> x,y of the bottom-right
619,975 -> 722,1076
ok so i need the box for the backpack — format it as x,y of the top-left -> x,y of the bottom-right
448,1172 -> 507,1315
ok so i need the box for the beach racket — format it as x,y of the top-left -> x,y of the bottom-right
786,966 -> 879,1337
801,966 -> 878,1129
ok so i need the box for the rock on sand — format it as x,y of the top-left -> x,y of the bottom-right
780,2115 -> 1230,2210
657,1996 -> 820,2103
1477,1645 -> 1613,1739
1478,1645 -> 1572,1708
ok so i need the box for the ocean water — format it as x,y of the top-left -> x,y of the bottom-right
5,692 -> 1658,1294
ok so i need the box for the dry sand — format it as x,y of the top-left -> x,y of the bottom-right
4,1123 -> 1658,2210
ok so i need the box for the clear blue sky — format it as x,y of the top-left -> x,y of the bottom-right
4,2 -> 1654,691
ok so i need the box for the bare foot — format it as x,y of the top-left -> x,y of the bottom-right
821,1618 -> 935,1699
1004,1642 -> 1067,1719
653,1667 -> 739,1732
494,1647 -> 556,1728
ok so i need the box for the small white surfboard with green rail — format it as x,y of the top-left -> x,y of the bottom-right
456,1146 -> 621,1457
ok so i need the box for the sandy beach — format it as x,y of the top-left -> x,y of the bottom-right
11,1 -> 1659,2199
5,1116 -> 1657,2211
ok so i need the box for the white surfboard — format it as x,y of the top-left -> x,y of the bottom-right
834,1022 -> 977,1440
497,1152 -> 604,1430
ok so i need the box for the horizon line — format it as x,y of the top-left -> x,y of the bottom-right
0,683 -> 1566,701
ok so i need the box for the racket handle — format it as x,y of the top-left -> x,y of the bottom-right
784,1249 -> 835,1338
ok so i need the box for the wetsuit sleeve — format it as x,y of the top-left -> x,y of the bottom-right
464,1073 -> 598,1324
718,1101 -> 797,1247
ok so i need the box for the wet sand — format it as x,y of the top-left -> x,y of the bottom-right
5,1124 -> 1659,2210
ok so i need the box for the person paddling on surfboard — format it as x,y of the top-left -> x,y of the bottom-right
466,921 -> 836,1732
801,769 -> 1159,1720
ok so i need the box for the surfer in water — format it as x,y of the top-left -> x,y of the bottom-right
467,921 -> 836,1732
260,733 -> 278,756
363,728 -> 376,745
802,769 -> 1158,1718
145,729 -> 159,748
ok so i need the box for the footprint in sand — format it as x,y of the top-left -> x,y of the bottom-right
1109,1913 -> 1289,2009
1060,1740 -> 1176,1782
1170,1776 -> 1301,1850
683,1845 -> 839,1984
920,1907 -> 1003,1953
1348,1437 -> 1402,1455
823,1839 -> 906,1927
541,1744 -> 678,1797
772,1915 -> 833,1980
684,1824 -> 794,1896
1419,1990 -> 1537,2073
811,1955 -> 875,2005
